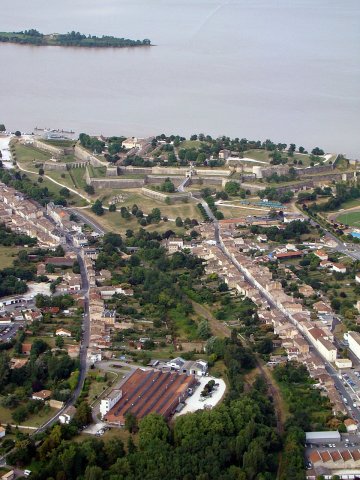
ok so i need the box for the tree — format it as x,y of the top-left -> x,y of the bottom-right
312,147 -> 324,156
55,336 -> 64,348
197,320 -> 211,340
138,413 -> 169,449
109,203 -> 116,212
104,438 -> 125,464
125,412 -> 138,433
73,401 -> 92,428
31,339 -> 49,357
0,124 -> 5,132
225,181 -> 240,196
0,353 -> 10,390
12,406 -> 28,424
91,200 -> 104,216
38,168 -> 44,176
218,282 -> 228,292
84,466 -> 103,480
14,131 -> 21,137
85,185 -> 95,195
59,187 -> 70,198
175,217 -> 183,227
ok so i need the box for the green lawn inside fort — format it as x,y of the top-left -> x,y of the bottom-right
336,210 -> 360,227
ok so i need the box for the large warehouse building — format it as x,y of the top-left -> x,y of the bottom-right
305,431 -> 341,445
104,369 -> 196,425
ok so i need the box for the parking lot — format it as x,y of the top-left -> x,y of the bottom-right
306,436 -> 360,451
0,322 -> 23,342
340,371 -> 360,403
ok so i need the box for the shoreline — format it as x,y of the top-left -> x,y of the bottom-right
0,41 -> 153,50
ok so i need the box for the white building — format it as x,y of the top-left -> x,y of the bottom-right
55,328 -> 72,337
90,351 -> 102,363
0,426 -> 5,439
317,337 -> 337,362
356,274 -> 360,284
100,389 -> 122,418
335,358 -> 352,369
348,331 -> 360,360
167,357 -> 185,371
122,137 -> 143,150
59,406 -> 76,424
332,263 -> 347,274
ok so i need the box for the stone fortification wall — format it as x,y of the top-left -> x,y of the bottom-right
118,166 -> 153,175
33,139 -> 65,157
253,165 -> 290,179
152,166 -> 188,175
44,161 -> 87,172
141,188 -> 191,202
309,172 -> 351,183
88,178 -> 145,189
119,165 -> 230,177
67,161 -> 88,169
145,175 -> 184,187
74,145 -> 107,167
240,183 -> 266,193
106,166 -> 119,176
43,161 -> 67,171
296,163 -> 335,176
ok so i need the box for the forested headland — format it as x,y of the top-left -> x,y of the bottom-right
0,30 -> 151,48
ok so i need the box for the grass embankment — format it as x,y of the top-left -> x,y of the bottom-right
13,143 -> 52,169
243,149 -> 328,167
79,208 -> 185,235
101,190 -> 203,220
42,140 -> 75,148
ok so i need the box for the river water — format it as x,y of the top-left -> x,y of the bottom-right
0,0 -> 359,156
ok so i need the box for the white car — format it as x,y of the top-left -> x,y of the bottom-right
24,470 -> 32,477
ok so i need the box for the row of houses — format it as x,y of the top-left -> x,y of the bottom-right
83,251 -> 134,363
0,183 -> 63,246
194,222 -> 347,414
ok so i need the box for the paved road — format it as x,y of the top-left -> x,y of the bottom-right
35,248 -> 90,434
294,205 -> 360,260
68,208 -> 106,235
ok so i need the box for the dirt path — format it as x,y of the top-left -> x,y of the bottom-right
190,301 -> 286,477
191,301 -> 230,338
193,301 -> 286,435
256,361 -> 286,435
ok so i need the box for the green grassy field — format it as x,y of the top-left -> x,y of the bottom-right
81,208 -> 186,235
88,165 -> 106,178
336,210 -> 360,227
217,204 -> 267,218
0,403 -> 57,428
243,149 -> 271,162
179,140 -> 204,149
0,246 -> 22,268
42,139 -> 75,148
13,142 -> 52,168
97,190 -> 203,221
243,149 -> 317,167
